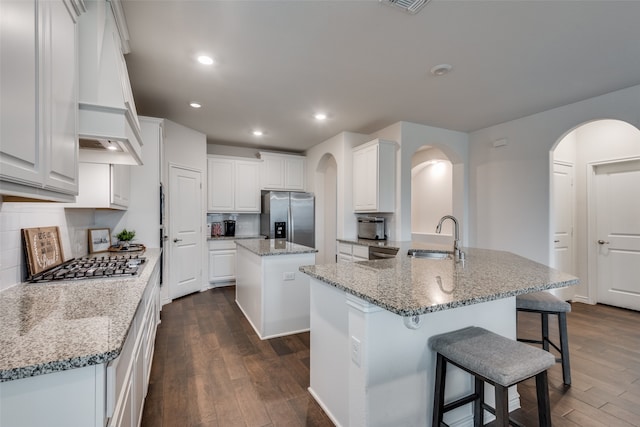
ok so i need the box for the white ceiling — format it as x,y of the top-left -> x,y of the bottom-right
121,0 -> 640,153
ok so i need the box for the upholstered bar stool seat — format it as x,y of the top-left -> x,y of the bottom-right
430,326 -> 556,427
517,291 -> 572,385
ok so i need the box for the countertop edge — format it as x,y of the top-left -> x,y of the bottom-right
299,265 -> 579,317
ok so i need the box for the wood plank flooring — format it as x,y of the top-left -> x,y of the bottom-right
142,287 -> 640,427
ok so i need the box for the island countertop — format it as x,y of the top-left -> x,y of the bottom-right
235,238 -> 318,256
0,249 -> 161,382
299,247 -> 578,317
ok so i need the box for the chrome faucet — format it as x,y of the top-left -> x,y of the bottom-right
436,215 -> 464,261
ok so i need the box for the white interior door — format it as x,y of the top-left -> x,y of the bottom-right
552,162 -> 576,300
169,165 -> 203,299
594,159 -> 640,311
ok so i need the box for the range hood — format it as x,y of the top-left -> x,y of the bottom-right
78,0 -> 143,165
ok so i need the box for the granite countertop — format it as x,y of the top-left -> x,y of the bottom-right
300,247 -> 578,317
0,249 -> 161,382
208,235 -> 266,241
235,238 -> 318,256
336,238 -> 450,253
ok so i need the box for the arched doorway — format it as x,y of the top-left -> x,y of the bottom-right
316,153 -> 338,264
551,119 -> 640,308
411,146 -> 454,244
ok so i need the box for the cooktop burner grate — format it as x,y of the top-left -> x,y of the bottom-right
28,254 -> 146,283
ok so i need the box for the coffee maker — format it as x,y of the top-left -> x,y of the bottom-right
223,220 -> 236,237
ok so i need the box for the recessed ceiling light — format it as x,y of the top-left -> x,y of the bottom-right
197,55 -> 214,65
314,113 -> 327,121
430,64 -> 453,76
190,102 -> 202,108
252,130 -> 264,137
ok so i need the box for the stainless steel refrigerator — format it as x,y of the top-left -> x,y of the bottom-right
260,191 -> 315,248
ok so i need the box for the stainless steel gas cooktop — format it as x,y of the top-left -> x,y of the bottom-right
28,254 -> 146,283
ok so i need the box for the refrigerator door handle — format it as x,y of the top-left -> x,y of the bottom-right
288,204 -> 294,243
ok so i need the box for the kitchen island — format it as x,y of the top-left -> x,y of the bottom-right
0,249 -> 161,427
299,247 -> 578,427
235,238 -> 317,339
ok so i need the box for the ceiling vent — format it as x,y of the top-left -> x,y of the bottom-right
380,0 -> 432,15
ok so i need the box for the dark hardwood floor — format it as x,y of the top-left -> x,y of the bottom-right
141,287 -> 640,427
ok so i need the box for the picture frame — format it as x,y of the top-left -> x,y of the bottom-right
88,228 -> 111,253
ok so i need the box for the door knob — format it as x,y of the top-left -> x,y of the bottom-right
597,240 -> 610,245
554,240 -> 560,243
173,238 -> 182,243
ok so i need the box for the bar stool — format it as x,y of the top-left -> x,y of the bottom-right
429,326 -> 556,427
516,292 -> 572,386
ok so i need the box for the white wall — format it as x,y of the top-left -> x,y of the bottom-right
305,132 -> 370,261
371,122 -> 469,242
0,202 -> 94,290
468,84 -> 640,265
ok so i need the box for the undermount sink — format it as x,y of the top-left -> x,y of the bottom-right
407,249 -> 453,260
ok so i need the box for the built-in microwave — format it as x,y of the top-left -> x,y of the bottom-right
357,217 -> 386,240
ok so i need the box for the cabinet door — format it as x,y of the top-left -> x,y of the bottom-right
209,249 -> 236,282
261,155 -> 285,189
208,158 -> 235,212
353,147 -> 375,211
285,157 -> 305,190
235,161 -> 260,212
111,164 -> 130,207
0,0 -> 41,187
42,0 -> 78,194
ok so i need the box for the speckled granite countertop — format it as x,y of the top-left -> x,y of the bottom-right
208,235 -> 266,241
0,249 -> 161,382
300,247 -> 578,317
236,238 -> 318,256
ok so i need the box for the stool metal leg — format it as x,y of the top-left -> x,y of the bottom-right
494,384 -> 510,427
541,312 -> 550,352
433,353 -> 447,427
535,371 -> 552,427
473,377 -> 484,427
558,312 -> 571,386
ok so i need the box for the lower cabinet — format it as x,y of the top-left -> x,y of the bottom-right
209,239 -> 236,284
0,262 -> 160,427
337,241 -> 369,263
108,262 -> 160,427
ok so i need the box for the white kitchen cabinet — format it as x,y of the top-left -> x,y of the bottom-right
337,241 -> 369,263
352,139 -> 396,213
0,0 -> 82,201
259,152 -> 305,191
207,156 -> 261,213
64,162 -> 130,209
208,239 -> 236,284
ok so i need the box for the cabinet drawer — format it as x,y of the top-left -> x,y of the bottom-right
208,239 -> 236,250
352,245 -> 369,260
337,242 -> 352,256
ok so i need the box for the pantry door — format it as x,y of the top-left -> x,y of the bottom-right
594,159 -> 640,310
169,164 -> 203,299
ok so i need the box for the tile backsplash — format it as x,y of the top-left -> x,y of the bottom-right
0,201 -> 94,291
206,213 -> 260,237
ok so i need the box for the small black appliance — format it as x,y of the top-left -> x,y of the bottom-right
224,220 -> 236,237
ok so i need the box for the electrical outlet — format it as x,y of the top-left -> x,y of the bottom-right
351,336 -> 361,366
283,271 -> 295,281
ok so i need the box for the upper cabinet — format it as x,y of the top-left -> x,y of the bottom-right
64,163 -> 130,210
353,139 -> 396,213
259,152 -> 305,191
77,0 -> 143,165
207,156 -> 261,213
0,0 -> 84,202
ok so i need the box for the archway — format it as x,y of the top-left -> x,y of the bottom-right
315,153 -> 338,264
411,146 -> 454,245
551,119 -> 640,306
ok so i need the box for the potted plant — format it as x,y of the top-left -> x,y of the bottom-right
115,229 -> 136,249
